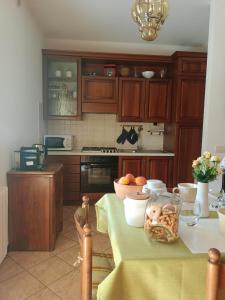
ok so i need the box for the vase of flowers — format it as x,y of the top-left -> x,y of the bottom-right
192,151 -> 221,217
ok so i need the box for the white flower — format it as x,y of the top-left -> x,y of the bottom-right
210,155 -> 221,163
197,156 -> 203,163
192,160 -> 199,167
203,151 -> 211,159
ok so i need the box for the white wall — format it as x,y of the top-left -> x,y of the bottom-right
0,0 -> 44,185
202,0 -> 225,192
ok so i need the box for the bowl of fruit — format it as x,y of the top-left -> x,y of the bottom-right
114,174 -> 147,200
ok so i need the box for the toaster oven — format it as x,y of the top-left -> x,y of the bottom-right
44,135 -> 73,151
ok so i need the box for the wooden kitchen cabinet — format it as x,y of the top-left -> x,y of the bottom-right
7,163 -> 63,251
172,51 -> 207,124
145,157 -> 173,187
175,126 -> 202,183
145,79 -> 172,122
118,156 -> 145,177
118,78 -> 145,122
42,50 -> 81,120
174,76 -> 205,123
46,155 -> 81,205
81,76 -> 118,113
118,78 -> 172,122
118,156 -> 173,187
163,52 -> 207,185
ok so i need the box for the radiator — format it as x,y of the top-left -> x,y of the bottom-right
0,186 -> 8,264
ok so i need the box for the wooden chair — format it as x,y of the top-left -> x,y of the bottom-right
206,248 -> 225,300
74,195 -> 114,300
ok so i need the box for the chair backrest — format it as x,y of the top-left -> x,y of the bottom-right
206,248 -> 225,300
74,195 -> 92,300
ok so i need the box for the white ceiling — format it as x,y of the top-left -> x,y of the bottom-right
26,0 -> 210,49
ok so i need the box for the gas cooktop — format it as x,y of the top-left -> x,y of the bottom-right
81,147 -> 118,153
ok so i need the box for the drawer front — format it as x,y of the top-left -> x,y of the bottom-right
47,155 -> 80,165
64,165 -> 80,174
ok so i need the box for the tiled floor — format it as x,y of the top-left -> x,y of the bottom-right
0,206 -> 112,300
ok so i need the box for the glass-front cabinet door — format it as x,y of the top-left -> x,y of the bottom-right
43,52 -> 81,119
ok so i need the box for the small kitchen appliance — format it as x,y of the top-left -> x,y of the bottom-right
19,147 -> 40,171
44,135 -> 73,151
14,144 -> 47,171
32,144 -> 47,168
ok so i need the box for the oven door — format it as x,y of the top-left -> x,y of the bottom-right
81,159 -> 118,193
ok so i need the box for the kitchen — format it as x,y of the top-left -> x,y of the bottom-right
1,0 -> 225,299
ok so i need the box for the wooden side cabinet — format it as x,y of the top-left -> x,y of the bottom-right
46,155 -> 81,205
7,163 -> 63,251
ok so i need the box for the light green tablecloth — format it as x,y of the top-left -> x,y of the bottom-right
95,193 -> 224,300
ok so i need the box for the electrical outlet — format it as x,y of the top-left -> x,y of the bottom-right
215,146 -> 225,153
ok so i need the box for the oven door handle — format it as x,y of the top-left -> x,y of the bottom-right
81,163 -> 112,168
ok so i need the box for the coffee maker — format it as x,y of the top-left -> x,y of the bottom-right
15,144 -> 47,171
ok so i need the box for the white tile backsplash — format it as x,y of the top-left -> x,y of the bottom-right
47,114 -> 164,150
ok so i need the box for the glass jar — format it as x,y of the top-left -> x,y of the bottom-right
144,195 -> 181,243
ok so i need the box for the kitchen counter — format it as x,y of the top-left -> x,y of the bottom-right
47,149 -> 174,157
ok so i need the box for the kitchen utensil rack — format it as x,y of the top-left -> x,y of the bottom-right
120,125 -> 143,131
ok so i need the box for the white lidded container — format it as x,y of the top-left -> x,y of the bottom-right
124,192 -> 150,227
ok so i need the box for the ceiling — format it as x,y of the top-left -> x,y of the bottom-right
26,0 -> 210,49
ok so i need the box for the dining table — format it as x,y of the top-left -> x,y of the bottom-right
95,193 -> 225,300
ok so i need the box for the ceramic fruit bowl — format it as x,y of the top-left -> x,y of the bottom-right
142,71 -> 155,79
114,179 -> 143,200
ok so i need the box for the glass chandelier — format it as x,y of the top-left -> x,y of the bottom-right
131,0 -> 169,41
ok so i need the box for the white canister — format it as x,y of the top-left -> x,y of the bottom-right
66,70 -> 72,78
124,192 -> 150,227
55,70 -> 61,78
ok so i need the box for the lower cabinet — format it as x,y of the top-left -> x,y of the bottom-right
7,163 -> 63,251
118,156 -> 173,188
46,155 -> 81,205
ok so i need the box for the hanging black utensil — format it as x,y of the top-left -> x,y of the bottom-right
116,126 -> 129,144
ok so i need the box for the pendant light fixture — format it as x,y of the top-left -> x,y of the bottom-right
131,0 -> 169,41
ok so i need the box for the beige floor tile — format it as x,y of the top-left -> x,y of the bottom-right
8,250 -> 53,270
62,220 -> 74,233
28,256 -> 73,285
0,271 -> 44,300
26,287 -> 61,300
62,228 -> 77,241
49,270 -> 80,300
93,233 -> 111,252
0,256 -> 23,283
56,244 -> 80,267
52,235 -> 76,255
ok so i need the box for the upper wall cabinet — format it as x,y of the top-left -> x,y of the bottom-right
172,51 -> 207,124
81,54 -> 172,116
118,78 -> 172,122
81,76 -> 118,113
43,51 -> 81,119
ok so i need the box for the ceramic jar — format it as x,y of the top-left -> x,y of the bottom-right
124,192 -> 150,227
